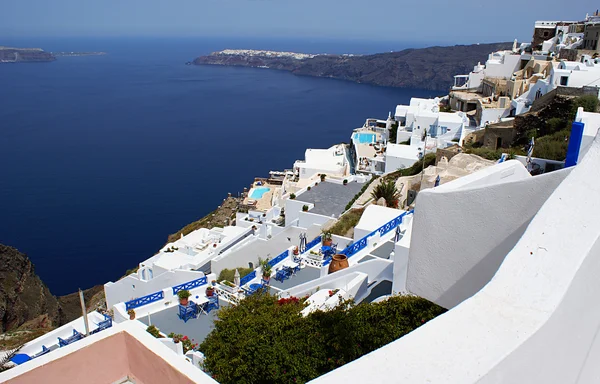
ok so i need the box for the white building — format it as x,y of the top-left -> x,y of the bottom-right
293,144 -> 348,180
453,49 -> 522,91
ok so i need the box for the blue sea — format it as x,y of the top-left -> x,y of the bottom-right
0,37 -> 435,295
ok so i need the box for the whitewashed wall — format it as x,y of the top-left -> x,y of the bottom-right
104,269 -> 206,308
407,161 -> 571,309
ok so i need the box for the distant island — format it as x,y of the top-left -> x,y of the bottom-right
0,46 -> 55,63
0,46 -> 107,63
52,51 -> 107,57
194,42 -> 512,91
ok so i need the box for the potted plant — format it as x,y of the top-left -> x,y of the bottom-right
343,179 -> 348,185
290,193 -> 296,200
320,174 -> 326,182
315,182 -> 318,186
293,246 -> 299,255
211,280 -> 217,286
177,289 -> 191,306
322,230 -> 333,247
127,309 -> 136,320
307,186 -> 311,191
220,280 -> 236,293
259,257 -> 272,282
206,286 -> 215,297
302,205 -> 309,212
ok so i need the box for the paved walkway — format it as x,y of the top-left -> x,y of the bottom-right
297,181 -> 364,218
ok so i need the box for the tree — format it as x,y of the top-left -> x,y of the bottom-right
371,180 -> 400,208
199,292 -> 445,384
571,95 -> 599,117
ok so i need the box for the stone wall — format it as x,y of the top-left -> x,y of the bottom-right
483,125 -> 517,149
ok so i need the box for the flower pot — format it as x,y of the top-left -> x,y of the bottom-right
128,312 -> 135,320
179,297 -> 189,306
206,289 -> 214,297
323,239 -> 333,247
328,254 -> 349,274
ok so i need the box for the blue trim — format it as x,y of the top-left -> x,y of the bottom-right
125,290 -> 164,311
268,250 -> 289,267
326,210 -> 414,264
172,276 -> 208,295
306,236 -> 322,250
240,270 -> 256,286
565,121 -> 585,167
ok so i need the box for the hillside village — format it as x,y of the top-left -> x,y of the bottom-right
3,12 -> 600,384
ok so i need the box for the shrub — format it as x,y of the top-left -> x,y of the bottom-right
168,333 -> 197,353
533,129 -> 570,161
571,95 -> 599,117
302,205 -> 309,212
177,290 -> 191,300
199,291 -> 445,384
307,186 -> 311,191
328,208 -> 365,236
320,174 -> 326,181
218,267 -> 255,282
343,179 -> 348,185
146,325 -> 162,338
463,147 -> 503,160
290,193 -> 296,199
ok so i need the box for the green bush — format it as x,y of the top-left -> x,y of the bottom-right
146,325 -> 162,338
328,208 -> 365,236
200,292 -> 445,384
177,289 -> 191,300
533,129 -> 570,161
571,95 -> 598,117
384,153 -> 437,180
463,146 -> 503,160
218,267 -> 255,283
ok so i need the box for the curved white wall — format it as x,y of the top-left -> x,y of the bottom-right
407,160 -> 570,309
312,134 -> 600,384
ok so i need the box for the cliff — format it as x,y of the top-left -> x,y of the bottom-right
194,43 -> 513,91
0,46 -> 56,63
0,244 -> 103,337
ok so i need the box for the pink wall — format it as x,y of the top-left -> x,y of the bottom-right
6,332 -> 197,384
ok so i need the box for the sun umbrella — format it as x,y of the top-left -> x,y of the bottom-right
234,269 -> 241,287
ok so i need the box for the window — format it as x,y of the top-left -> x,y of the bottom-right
560,76 -> 568,86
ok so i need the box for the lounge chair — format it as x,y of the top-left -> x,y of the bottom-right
58,330 -> 84,347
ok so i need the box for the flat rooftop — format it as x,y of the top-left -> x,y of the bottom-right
297,181 -> 364,218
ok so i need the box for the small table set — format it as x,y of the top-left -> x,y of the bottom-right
178,294 -> 219,322
275,260 -> 301,282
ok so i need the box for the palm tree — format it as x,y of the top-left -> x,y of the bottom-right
371,180 -> 400,208
0,344 -> 23,372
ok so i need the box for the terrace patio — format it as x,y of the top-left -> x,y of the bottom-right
137,298 -> 228,344
269,265 -> 322,290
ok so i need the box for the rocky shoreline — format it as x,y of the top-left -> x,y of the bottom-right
194,42 -> 512,91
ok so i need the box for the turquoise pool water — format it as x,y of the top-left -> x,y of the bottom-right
354,133 -> 376,144
250,187 -> 270,199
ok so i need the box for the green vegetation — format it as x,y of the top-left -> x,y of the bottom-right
168,333 -> 198,353
199,291 -> 445,384
302,205 -> 309,211
344,175 -> 380,211
328,208 -> 365,236
463,146 -> 504,160
146,325 -> 162,338
259,257 -> 272,277
290,193 -> 296,199
218,267 -> 255,282
371,180 -> 400,208
384,153 -> 437,180
533,129 -> 570,161
572,95 -> 598,116
388,121 -> 399,143
177,289 -> 191,300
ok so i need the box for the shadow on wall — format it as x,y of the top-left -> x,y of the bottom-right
436,220 -> 530,307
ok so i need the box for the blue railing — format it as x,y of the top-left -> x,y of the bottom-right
125,290 -> 164,311
172,276 -> 208,295
268,249 -> 289,267
240,270 -> 256,286
323,210 -> 414,266
305,236 -> 322,251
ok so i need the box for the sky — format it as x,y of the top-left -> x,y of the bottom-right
0,0 -> 597,45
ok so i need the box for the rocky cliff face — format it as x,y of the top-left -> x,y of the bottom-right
194,42 -> 513,91
0,244 -> 103,333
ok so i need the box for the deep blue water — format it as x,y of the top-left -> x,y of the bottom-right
0,37 -> 435,295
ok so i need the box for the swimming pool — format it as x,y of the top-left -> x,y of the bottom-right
353,133 -> 376,144
249,187 -> 270,199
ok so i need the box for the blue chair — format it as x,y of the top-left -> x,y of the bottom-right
31,345 -> 50,359
58,330 -> 83,347
90,314 -> 113,335
178,300 -> 198,323
206,296 -> 220,313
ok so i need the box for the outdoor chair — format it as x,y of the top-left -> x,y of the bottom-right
31,345 -> 50,359
206,296 -> 220,313
178,300 -> 198,323
58,329 -> 83,347
90,314 -> 113,335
